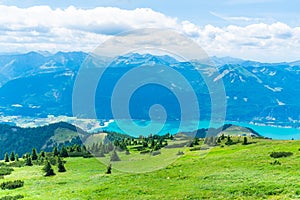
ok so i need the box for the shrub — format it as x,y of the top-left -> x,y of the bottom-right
7,161 -> 25,168
83,153 -> 93,158
0,167 -> 14,176
190,147 -> 202,151
68,150 -> 93,158
164,142 -> 187,148
0,180 -> 24,190
151,151 -> 161,156
176,151 -> 184,155
0,195 -> 24,200
270,160 -> 281,165
140,150 -> 151,154
270,152 -> 293,158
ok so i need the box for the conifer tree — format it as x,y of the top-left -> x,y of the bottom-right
243,137 -> 248,145
15,154 -> 19,161
32,148 -> 38,160
40,151 -> 45,157
57,156 -> 66,172
53,146 -> 59,157
4,152 -> 9,162
10,151 -> 15,162
25,156 -> 33,166
43,160 -> 55,176
106,164 -> 112,174
60,146 -> 69,157
110,150 -> 121,161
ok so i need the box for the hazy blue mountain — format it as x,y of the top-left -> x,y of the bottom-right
0,52 -> 299,127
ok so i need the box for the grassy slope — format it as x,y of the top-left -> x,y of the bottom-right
2,138 -> 300,199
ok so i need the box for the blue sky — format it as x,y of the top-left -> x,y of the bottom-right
0,0 -> 299,62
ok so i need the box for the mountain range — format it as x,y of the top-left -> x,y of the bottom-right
0,51 -> 298,128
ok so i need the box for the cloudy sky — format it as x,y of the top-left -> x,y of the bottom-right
0,0 -> 299,62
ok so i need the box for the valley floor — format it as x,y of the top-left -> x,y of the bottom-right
1,138 -> 300,199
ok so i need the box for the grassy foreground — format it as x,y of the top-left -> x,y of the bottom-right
1,138 -> 300,199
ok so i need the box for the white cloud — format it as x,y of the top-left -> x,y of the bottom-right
0,5 -> 179,53
0,5 -> 300,62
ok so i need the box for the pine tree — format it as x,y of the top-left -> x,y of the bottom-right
106,164 -> 112,174
60,146 -> 69,157
10,151 -> 15,161
243,137 -> 248,145
57,157 -> 66,172
225,135 -> 233,145
40,151 -> 45,157
15,154 -> 19,161
4,152 -> 9,162
221,134 -> 225,140
43,160 -> 55,176
53,146 -> 59,157
110,150 -> 121,161
32,148 -> 38,160
170,134 -> 174,140
25,156 -> 33,166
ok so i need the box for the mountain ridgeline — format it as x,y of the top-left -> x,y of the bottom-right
0,52 -> 299,127
0,121 -> 260,159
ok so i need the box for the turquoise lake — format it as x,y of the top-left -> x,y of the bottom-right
101,119 -> 300,140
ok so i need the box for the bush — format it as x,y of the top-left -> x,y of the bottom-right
176,151 -> 184,155
164,142 -> 187,148
151,151 -> 161,156
270,160 -> 281,165
270,152 -> 293,158
140,150 -> 151,154
0,167 -> 14,176
0,180 -> 24,190
7,161 -> 24,168
0,195 -> 24,200
190,147 -> 202,151
83,153 -> 94,158
68,151 -> 85,157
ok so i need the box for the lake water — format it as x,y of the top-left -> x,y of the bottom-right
101,119 -> 300,140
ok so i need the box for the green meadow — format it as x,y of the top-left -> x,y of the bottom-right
1,137 -> 300,199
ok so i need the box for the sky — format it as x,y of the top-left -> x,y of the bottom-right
0,0 -> 299,62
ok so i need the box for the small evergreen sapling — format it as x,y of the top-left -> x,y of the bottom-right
57,157 -> 66,172
43,160 -> 55,176
53,146 -> 59,157
25,156 -> 33,166
32,148 -> 38,160
106,164 -> 112,174
10,152 -> 15,162
60,146 -> 69,157
4,152 -> 9,162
